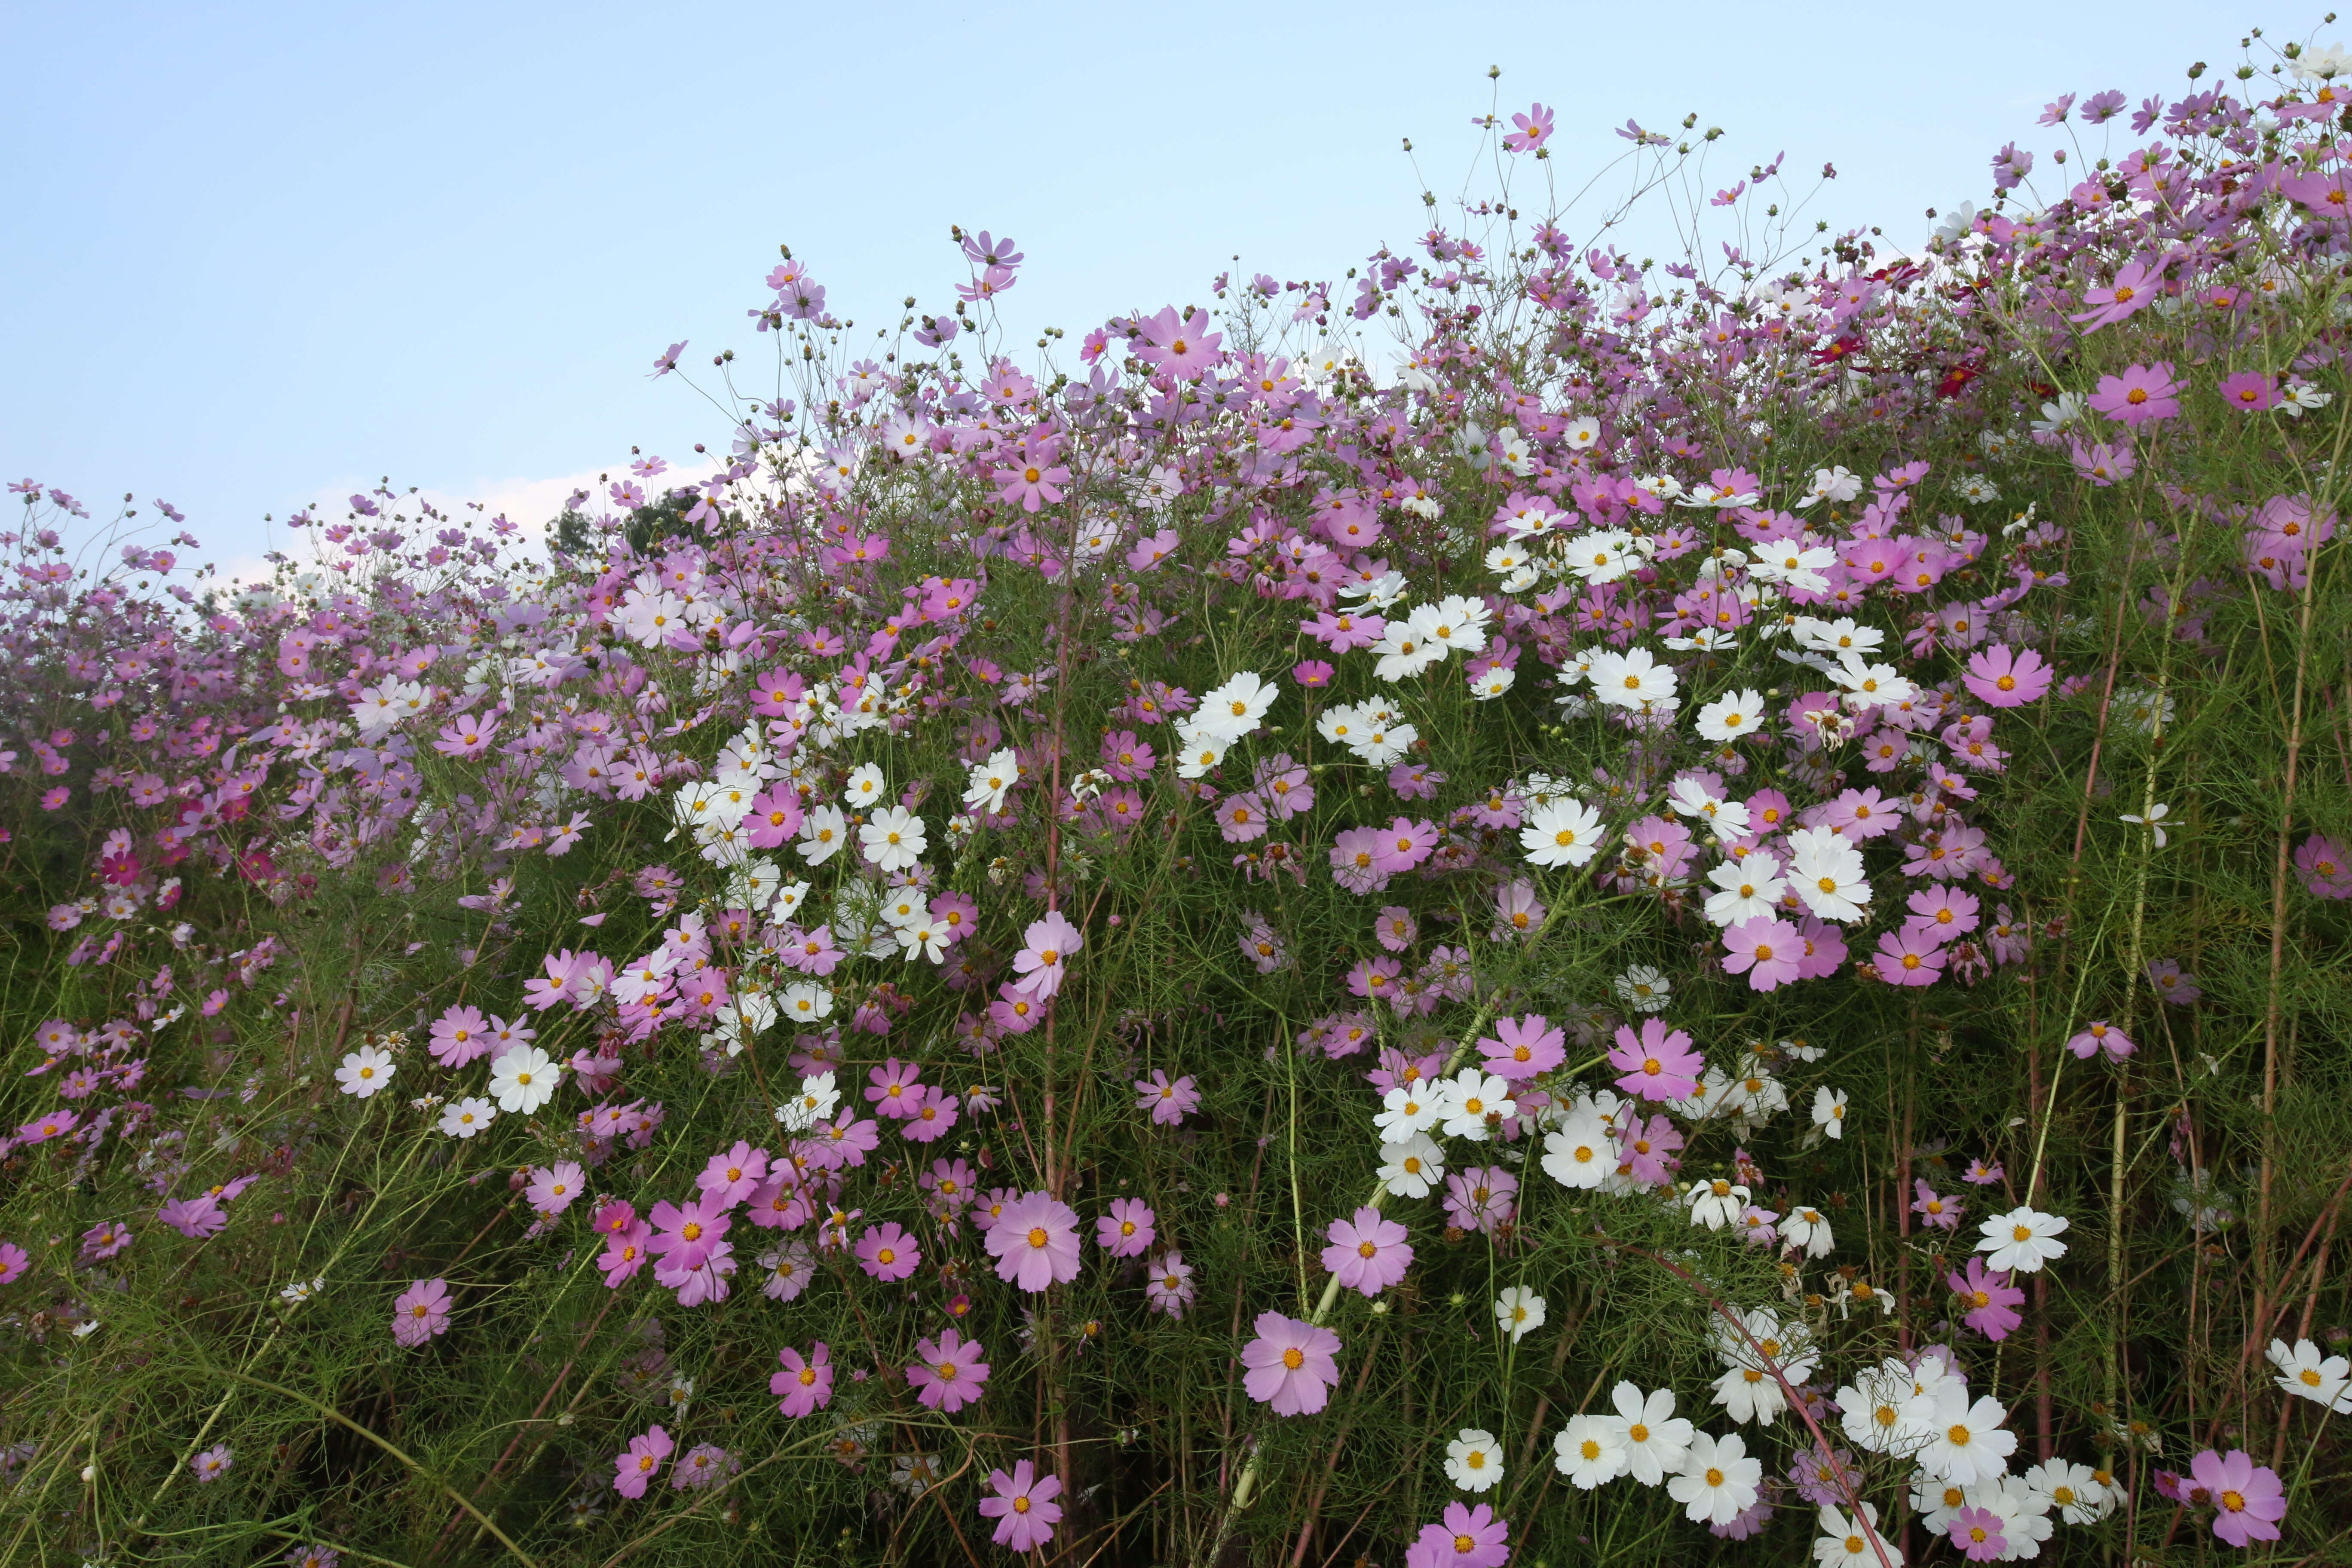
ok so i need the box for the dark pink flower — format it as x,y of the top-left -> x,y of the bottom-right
2295,833 -> 2352,899
696,1141 -> 769,1207
2088,361 -> 2179,427
1949,1256 -> 2024,1341
772,1342 -> 833,1417
647,1197 -> 729,1272
1948,1505 -> 2007,1561
598,1219 -> 652,1287
612,1424 -> 673,1498
2217,371 -> 2278,412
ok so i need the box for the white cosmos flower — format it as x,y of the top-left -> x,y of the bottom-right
1694,688 -> 1768,742
1554,1413 -> 1630,1488
775,1070 -> 840,1131
1703,851 -> 1785,928
1371,619 -> 1445,682
1687,1176 -> 1750,1230
1614,966 -> 1672,1014
336,1046 -> 395,1099
487,1047 -> 559,1115
1787,825 -> 1870,923
1197,671 -> 1277,738
779,982 -> 835,1028
796,804 -> 848,866
1811,1085 -> 1849,1139
1376,1133 -> 1446,1198
1494,1286 -> 1547,1342
857,805 -> 928,872
2023,1457 -> 2112,1525
842,763 -> 887,808
2119,802 -> 2170,848
963,748 -> 1020,814
2268,1336 -> 2352,1412
1601,1382 -> 1694,1485
1437,1071 -> 1516,1141
1540,1115 -> 1613,1190
1912,1383 -> 2017,1484
1172,719 -> 1227,778
1587,647 -> 1677,708
438,1096 -> 497,1139
1831,652 -> 1915,710
1520,797 -> 1602,868
1976,1206 -> 2069,1272
1839,1359 -> 1931,1455
1373,1084 -> 1442,1141
1667,1431 -> 1762,1525
1444,1428 -> 1505,1492
1782,1205 -> 1836,1258
1812,1503 -> 1897,1567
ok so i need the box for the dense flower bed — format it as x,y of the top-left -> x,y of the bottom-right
3,26 -> 2350,1567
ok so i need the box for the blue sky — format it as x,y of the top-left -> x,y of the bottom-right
1,1 -> 2286,577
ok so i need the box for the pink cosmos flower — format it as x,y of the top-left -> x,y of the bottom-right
647,1198 -> 729,1272
19,1108 -> 77,1144
2068,438 -> 2136,486
2295,833 -> 2352,899
1010,911 -> 1082,998
1872,927 -> 1946,986
771,1342 -> 833,1417
671,1443 -> 734,1488
1479,1015 -> 1565,1079
1096,1197 -> 1156,1258
526,1162 -> 584,1218
1503,101 -> 1555,153
1950,1256 -> 2025,1341
0,1241 -> 29,1284
993,430 -> 1070,513
1722,917 -> 1804,991
599,1219 -> 652,1287
901,1092 -> 959,1142
906,1328 -> 991,1413
191,1442 -> 232,1482
1615,1114 -> 1684,1187
743,785 -> 803,847
991,983 -> 1044,1035
159,1194 -> 226,1240
1405,1501 -> 1512,1568
2188,1448 -> 2286,1547
1373,816 -> 1440,873
432,713 -> 498,759
1329,826 -> 1392,894
1911,1179 -> 1964,1231
1134,1069 -> 1200,1126
427,1004 -> 493,1068
1608,1019 -> 1704,1102
984,1191 -> 1082,1291
1948,1505 -> 2007,1561
77,1220 -> 132,1262
1145,1250 -> 1196,1317
611,1424 -> 673,1498
1241,1311 -> 1342,1415
696,1142 -> 769,1208
1961,645 -> 2053,707
390,1277 -> 452,1346
978,1458 -> 1063,1552
863,1059 -> 925,1120
2065,1020 -> 2135,1060
2070,260 -> 2159,331
1442,1166 -> 1518,1235
2088,361 -> 2180,427
854,1222 -> 919,1283
1320,1206 -> 1412,1296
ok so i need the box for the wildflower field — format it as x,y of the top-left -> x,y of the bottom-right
6,22 -> 2352,1568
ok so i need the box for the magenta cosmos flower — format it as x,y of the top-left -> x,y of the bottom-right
854,1221 -> 920,1283
696,1140 -> 769,1207
2189,1449 -> 2286,1547
1949,1257 -> 2024,1341
647,1197 -> 729,1272
390,1278 -> 452,1347
526,1161 -> 584,1218
984,1191 -> 1082,1291
1722,917 -> 1804,991
1961,644 -> 2053,707
1240,1311 -> 1342,1415
427,1004 -> 493,1068
1872,927 -> 1945,986
1010,911 -> 1082,998
2088,361 -> 2180,427
0,1241 -> 32,1285
978,1458 -> 1063,1552
906,1328 -> 991,1413
1096,1197 -> 1156,1258
2296,833 -> 2352,899
1948,1504 -> 2007,1561
1320,1206 -> 1413,1297
2217,370 -> 2278,412
612,1425 -> 672,1498
771,1342 -> 833,1417
1478,1014 -> 1565,1078
1405,1501 -> 1512,1568
1608,1019 -> 1704,1102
